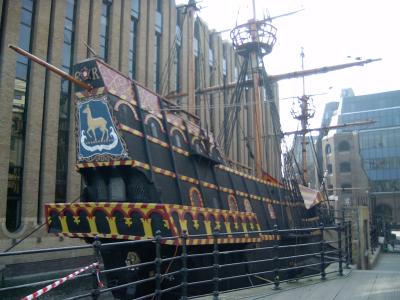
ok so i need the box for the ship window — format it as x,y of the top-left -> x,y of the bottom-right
228,195 -> 238,212
149,121 -> 159,138
340,162 -> 351,173
170,127 -> 187,148
174,132 -> 182,148
244,198 -> 252,213
338,141 -> 350,152
325,144 -> 331,155
189,187 -> 204,207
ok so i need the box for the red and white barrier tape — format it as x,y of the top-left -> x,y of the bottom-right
21,262 -> 101,300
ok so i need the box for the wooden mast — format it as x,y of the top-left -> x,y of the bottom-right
250,23 -> 265,178
230,1 -> 277,177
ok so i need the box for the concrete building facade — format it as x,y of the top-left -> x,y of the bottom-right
0,0 -> 280,252
322,90 -> 400,223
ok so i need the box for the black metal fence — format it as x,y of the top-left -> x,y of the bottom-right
0,223 -> 352,300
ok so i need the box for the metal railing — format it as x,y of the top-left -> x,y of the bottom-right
0,223 -> 351,299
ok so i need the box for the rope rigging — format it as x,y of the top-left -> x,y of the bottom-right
216,56 -> 249,155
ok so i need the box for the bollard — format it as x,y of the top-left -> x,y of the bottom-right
155,231 -> 162,300
320,223 -> 326,280
180,231 -> 188,300
273,224 -> 280,290
212,230 -> 220,300
337,223 -> 343,276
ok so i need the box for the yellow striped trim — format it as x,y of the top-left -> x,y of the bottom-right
201,181 -> 218,190
147,136 -> 169,148
153,167 -> 177,178
172,146 -> 190,156
119,124 -> 144,137
217,164 -> 281,188
179,175 -> 199,184
132,160 -> 151,170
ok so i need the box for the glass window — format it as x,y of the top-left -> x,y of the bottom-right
99,0 -> 111,61
22,0 -> 33,10
175,20 -> 181,93
340,162 -> 351,173
56,0 -> 76,203
156,0 -> 162,12
7,0 -> 34,232
149,121 -> 159,138
129,16 -> 138,79
19,24 -> 31,50
131,0 -> 140,17
16,62 -> 28,80
338,141 -> 350,151
20,9 -> 32,25
153,33 -> 161,92
327,164 -> 333,174
173,131 -> 183,148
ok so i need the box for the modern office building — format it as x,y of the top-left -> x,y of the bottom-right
0,0 -> 280,253
315,101 -> 339,183
322,90 -> 400,223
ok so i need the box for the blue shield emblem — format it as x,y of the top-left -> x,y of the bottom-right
77,97 -> 127,160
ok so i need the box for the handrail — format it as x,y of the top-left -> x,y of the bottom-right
4,223 -> 351,300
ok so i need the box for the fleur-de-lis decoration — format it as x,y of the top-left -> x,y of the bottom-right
250,222 -> 254,230
193,220 -> 200,230
163,220 -> 169,228
234,222 -> 239,230
124,217 -> 133,227
215,221 -> 221,230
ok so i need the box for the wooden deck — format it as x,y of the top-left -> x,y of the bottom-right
195,252 -> 400,300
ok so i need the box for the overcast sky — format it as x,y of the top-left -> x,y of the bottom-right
176,0 -> 400,132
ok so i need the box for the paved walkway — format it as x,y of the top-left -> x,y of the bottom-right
195,252 -> 400,300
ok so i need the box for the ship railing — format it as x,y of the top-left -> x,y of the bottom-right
0,223 -> 352,300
